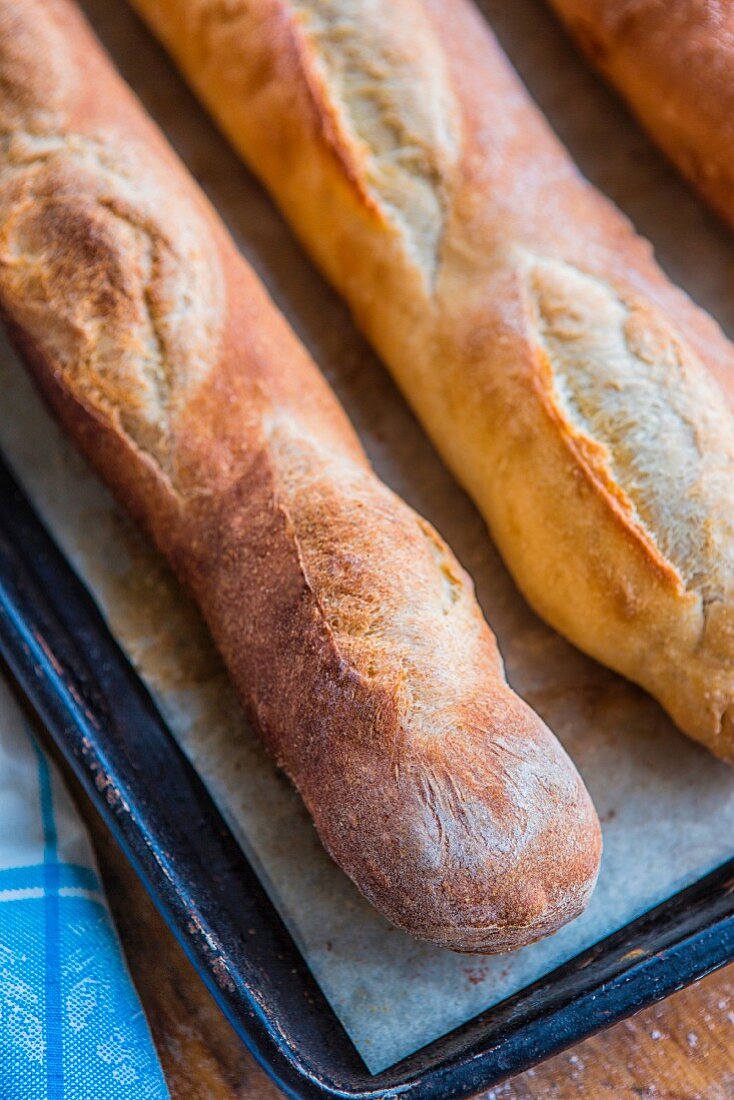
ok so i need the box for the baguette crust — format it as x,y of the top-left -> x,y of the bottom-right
0,0 -> 601,952
547,0 -> 734,234
129,0 -> 734,759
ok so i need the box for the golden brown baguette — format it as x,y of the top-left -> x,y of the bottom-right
128,0 -> 734,761
0,0 -> 602,952
547,0 -> 734,234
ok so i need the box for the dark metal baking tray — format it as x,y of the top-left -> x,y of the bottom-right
0,446 -> 733,1099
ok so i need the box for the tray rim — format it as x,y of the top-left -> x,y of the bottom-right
0,449 -> 733,1100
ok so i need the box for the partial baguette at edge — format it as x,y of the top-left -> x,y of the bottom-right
547,0 -> 734,235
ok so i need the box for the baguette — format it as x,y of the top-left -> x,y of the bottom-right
547,0 -> 734,235
0,0 -> 601,952
128,0 -> 734,761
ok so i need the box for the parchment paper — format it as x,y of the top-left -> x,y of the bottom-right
3,0 -> 734,1074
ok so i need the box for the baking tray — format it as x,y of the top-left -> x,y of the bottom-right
2,444 -> 734,1100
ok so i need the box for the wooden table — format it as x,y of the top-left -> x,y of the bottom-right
77,791 -> 734,1100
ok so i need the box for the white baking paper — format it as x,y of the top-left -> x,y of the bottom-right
2,0 -> 734,1073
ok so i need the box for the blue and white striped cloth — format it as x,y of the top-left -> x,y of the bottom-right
0,677 -> 169,1098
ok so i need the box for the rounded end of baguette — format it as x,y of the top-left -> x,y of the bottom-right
308,685 -> 602,955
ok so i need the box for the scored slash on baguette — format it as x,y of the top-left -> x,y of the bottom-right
0,0 -> 602,953
127,0 -> 734,761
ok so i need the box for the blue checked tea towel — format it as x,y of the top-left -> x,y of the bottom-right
0,677 -> 169,1099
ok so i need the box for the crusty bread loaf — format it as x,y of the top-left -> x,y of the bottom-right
547,0 -> 734,234
0,0 -> 602,952
128,0 -> 734,761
